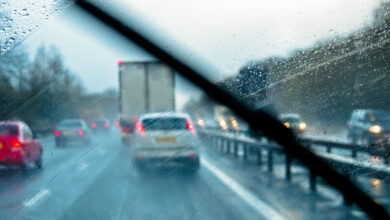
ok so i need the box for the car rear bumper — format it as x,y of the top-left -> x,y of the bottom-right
133,146 -> 198,159
0,151 -> 26,165
56,135 -> 88,142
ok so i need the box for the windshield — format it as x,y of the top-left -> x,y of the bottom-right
0,125 -> 18,136
367,111 -> 390,122
282,118 -> 300,124
142,117 -> 188,130
58,121 -> 82,128
0,0 -> 389,219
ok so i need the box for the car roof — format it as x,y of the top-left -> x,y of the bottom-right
140,112 -> 190,120
280,113 -> 301,119
59,119 -> 85,124
353,109 -> 390,114
0,121 -> 22,127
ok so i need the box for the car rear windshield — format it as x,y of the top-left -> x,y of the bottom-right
282,118 -> 300,124
0,125 -> 19,136
367,111 -> 390,122
142,118 -> 188,130
59,121 -> 82,128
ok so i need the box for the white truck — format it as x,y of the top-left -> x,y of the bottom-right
118,61 -> 175,143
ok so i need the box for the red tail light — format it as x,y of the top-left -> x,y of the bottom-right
55,130 -> 60,136
189,154 -> 196,159
103,123 -> 109,128
78,130 -> 84,136
91,123 -> 97,128
186,119 -> 196,134
11,140 -> 22,149
115,121 -> 119,126
136,122 -> 145,136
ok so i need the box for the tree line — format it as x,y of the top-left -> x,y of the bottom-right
0,45 -> 118,133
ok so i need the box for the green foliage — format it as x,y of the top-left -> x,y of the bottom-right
0,45 -> 117,133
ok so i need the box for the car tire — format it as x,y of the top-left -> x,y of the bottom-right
56,139 -> 66,147
35,155 -> 42,170
187,159 -> 200,174
134,160 -> 146,172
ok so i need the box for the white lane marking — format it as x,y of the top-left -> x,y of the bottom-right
78,162 -> 90,171
24,189 -> 50,207
201,158 -> 286,220
98,149 -> 105,155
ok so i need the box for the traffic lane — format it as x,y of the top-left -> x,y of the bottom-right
0,132 -> 120,220
62,146 -> 278,220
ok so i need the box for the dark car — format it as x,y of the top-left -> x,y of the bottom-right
91,118 -> 111,132
280,113 -> 307,136
347,109 -> 390,145
55,119 -> 91,147
0,121 -> 42,170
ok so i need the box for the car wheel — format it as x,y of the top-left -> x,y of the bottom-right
187,159 -> 200,174
56,139 -> 66,147
35,155 -> 42,170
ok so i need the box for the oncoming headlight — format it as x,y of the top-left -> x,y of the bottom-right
299,122 -> 307,130
369,125 -> 382,134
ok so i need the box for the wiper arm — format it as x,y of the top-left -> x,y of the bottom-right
75,1 -> 389,218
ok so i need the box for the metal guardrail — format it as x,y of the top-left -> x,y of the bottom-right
199,130 -> 390,198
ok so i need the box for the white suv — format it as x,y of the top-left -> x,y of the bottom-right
132,112 -> 200,172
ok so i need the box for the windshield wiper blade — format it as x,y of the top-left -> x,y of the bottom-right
75,1 -> 389,218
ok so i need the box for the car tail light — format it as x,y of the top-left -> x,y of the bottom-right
78,130 -> 84,136
189,154 -> 196,159
136,122 -> 145,136
103,123 -> 109,128
115,121 -> 119,127
186,119 -> 196,135
55,130 -> 60,136
92,123 -> 97,128
11,140 -> 22,150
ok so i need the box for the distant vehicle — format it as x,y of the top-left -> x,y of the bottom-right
55,119 -> 91,147
0,121 -> 42,170
118,61 -> 175,143
347,109 -> 390,145
132,112 -> 199,173
196,117 -> 219,131
280,113 -> 307,136
91,118 -> 111,132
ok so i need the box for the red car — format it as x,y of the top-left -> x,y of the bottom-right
0,121 -> 42,170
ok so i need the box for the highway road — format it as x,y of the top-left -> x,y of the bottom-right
0,130 -> 381,219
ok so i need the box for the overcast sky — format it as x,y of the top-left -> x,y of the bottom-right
19,0 -> 383,97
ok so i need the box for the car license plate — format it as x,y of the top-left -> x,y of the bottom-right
63,131 -> 74,136
0,142 -> 2,150
156,137 -> 176,143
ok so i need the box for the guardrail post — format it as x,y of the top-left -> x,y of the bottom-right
309,169 -> 317,193
351,148 -> 357,159
326,145 -> 331,153
343,175 -> 353,206
267,149 -> 273,172
285,154 -> 292,182
243,144 -> 248,161
384,156 -> 389,165
257,148 -> 262,166
234,142 -> 238,158
227,140 -> 231,154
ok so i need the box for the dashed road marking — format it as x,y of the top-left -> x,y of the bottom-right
24,189 -> 50,208
78,162 -> 90,171
201,158 -> 286,220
